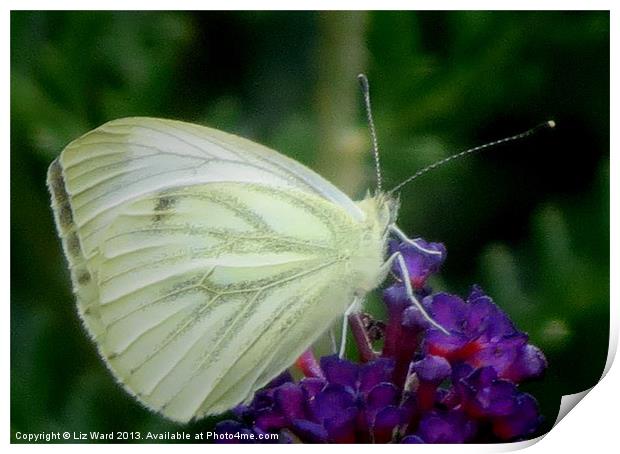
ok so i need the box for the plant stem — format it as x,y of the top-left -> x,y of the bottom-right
348,312 -> 378,362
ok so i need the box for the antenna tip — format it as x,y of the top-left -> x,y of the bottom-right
357,73 -> 369,91
546,120 -> 556,128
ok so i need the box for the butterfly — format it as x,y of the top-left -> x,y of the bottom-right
47,75 -> 549,422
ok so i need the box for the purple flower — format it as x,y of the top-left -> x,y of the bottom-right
423,287 -> 547,382
453,365 -> 542,440
410,355 -> 452,411
417,409 -> 477,443
492,392 -> 542,440
388,239 -> 446,290
459,367 -> 521,418
213,238 -> 547,443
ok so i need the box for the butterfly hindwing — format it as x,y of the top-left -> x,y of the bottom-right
51,162 -> 364,421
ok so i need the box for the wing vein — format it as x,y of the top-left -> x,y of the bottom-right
153,259 -> 339,408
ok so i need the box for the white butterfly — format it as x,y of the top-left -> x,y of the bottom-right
48,76 -> 543,422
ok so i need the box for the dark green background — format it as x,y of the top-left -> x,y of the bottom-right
11,11 -> 609,442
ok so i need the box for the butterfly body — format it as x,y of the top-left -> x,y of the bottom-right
48,117 -> 397,421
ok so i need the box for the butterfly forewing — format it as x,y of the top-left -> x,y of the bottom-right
58,117 -> 363,258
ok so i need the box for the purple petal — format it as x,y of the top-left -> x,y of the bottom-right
274,382 -> 306,421
366,382 -> 400,412
251,389 -> 275,411
503,344 -> 548,382
468,335 -> 526,375
420,286 -> 547,386
492,393 -> 542,440
359,357 -> 395,393
254,408 -> 287,432
300,377 -> 326,400
311,384 -> 357,423
417,410 -> 477,443
232,403 -> 253,421
402,304 -> 431,330
388,239 -> 446,289
372,405 -> 403,443
451,363 -> 475,381
426,293 -> 469,332
466,293 -> 517,338
320,355 -> 359,389
424,329 -> 469,358
290,419 -> 329,443
411,355 -> 452,383
324,407 -> 358,443
458,367 -> 520,418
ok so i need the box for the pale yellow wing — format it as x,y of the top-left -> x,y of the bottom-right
55,117 -> 363,262
49,173 -> 364,421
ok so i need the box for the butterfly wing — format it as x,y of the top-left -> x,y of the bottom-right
54,117 -> 363,258
48,118 -> 371,421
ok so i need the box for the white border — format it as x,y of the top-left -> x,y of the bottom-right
5,2 -> 616,452
2,1 -> 618,10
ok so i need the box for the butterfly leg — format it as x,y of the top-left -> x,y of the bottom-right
383,251 -> 449,335
339,297 -> 361,358
390,225 -> 444,256
329,329 -> 338,354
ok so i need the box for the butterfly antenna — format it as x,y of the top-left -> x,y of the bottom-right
358,73 -> 383,192
388,120 -> 556,195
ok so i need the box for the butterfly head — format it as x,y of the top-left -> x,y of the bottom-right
356,191 -> 399,241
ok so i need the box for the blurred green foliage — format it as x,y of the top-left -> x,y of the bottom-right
11,11 -> 609,442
